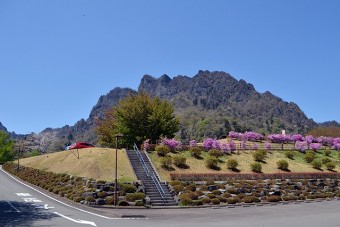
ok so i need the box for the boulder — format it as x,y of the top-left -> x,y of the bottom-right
269,190 -> 281,196
208,185 -> 218,191
95,198 -> 106,205
295,182 -> 303,189
100,186 -> 111,192
137,185 -> 145,193
95,184 -> 105,189
82,192 -> 97,198
145,196 -> 151,205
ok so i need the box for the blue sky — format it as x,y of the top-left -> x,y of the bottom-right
0,0 -> 339,134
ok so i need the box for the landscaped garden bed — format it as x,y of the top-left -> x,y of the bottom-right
143,135 -> 340,206
3,162 -> 147,207
168,177 -> 340,206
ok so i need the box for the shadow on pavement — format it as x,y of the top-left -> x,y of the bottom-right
0,200 -> 58,227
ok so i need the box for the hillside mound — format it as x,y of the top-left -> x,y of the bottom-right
19,148 -> 137,182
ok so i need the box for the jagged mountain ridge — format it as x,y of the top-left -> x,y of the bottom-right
0,122 -> 8,133
138,70 -> 317,141
33,87 -> 136,151
1,70 -> 324,150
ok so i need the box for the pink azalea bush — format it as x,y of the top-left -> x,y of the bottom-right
189,140 -> 197,147
310,143 -> 322,151
162,138 -> 181,151
203,138 -> 214,150
295,141 -> 308,152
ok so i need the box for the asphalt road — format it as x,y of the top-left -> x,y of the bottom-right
1,165 -> 340,227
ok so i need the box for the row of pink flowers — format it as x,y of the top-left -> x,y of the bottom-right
142,133 -> 340,152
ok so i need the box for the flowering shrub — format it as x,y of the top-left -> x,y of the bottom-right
229,140 -> 236,152
317,136 -> 334,146
295,141 -> 308,152
212,140 -> 221,150
310,143 -> 322,152
243,131 -> 264,141
189,140 -> 197,147
240,141 -> 247,150
162,138 -> 180,151
253,143 -> 258,150
305,135 -> 315,144
291,134 -> 304,142
228,131 -> 264,141
228,131 -> 241,140
332,143 -> 340,150
267,134 -> 292,143
142,139 -> 149,151
332,138 -> 340,150
265,142 -> 271,150
333,138 -> 340,144
203,138 -> 214,151
220,142 -> 231,154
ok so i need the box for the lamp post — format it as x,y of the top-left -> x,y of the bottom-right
16,139 -> 26,172
114,133 -> 123,206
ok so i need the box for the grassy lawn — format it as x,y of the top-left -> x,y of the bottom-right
149,149 -> 340,181
19,148 -> 137,182
19,145 -> 340,183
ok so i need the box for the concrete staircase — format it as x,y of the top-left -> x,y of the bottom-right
127,148 -> 177,206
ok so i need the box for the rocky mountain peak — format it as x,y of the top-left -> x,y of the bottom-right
1,70 -> 322,151
89,87 -> 136,120
139,70 -> 317,139
0,122 -> 8,133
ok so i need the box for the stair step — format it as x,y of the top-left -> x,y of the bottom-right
127,149 -> 177,206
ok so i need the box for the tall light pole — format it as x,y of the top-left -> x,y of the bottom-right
16,139 -> 26,172
114,133 -> 123,206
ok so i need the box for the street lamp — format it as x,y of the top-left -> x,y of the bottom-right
114,133 -> 123,206
16,139 -> 26,172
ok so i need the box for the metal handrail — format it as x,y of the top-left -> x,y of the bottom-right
133,144 -> 166,204
133,144 -> 150,177
151,172 -> 166,196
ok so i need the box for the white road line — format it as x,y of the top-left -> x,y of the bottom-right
15,193 -> 31,197
44,204 -> 54,209
0,166 -> 148,220
54,212 -> 97,226
6,201 -> 21,213
0,167 -> 111,219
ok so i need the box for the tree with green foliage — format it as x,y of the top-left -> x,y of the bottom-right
0,131 -> 14,163
96,92 -> 180,146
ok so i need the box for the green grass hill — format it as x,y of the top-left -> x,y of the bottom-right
19,146 -> 340,183
19,148 -> 137,182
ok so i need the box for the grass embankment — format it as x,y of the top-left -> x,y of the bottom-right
20,148 -> 137,182
149,149 -> 340,181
